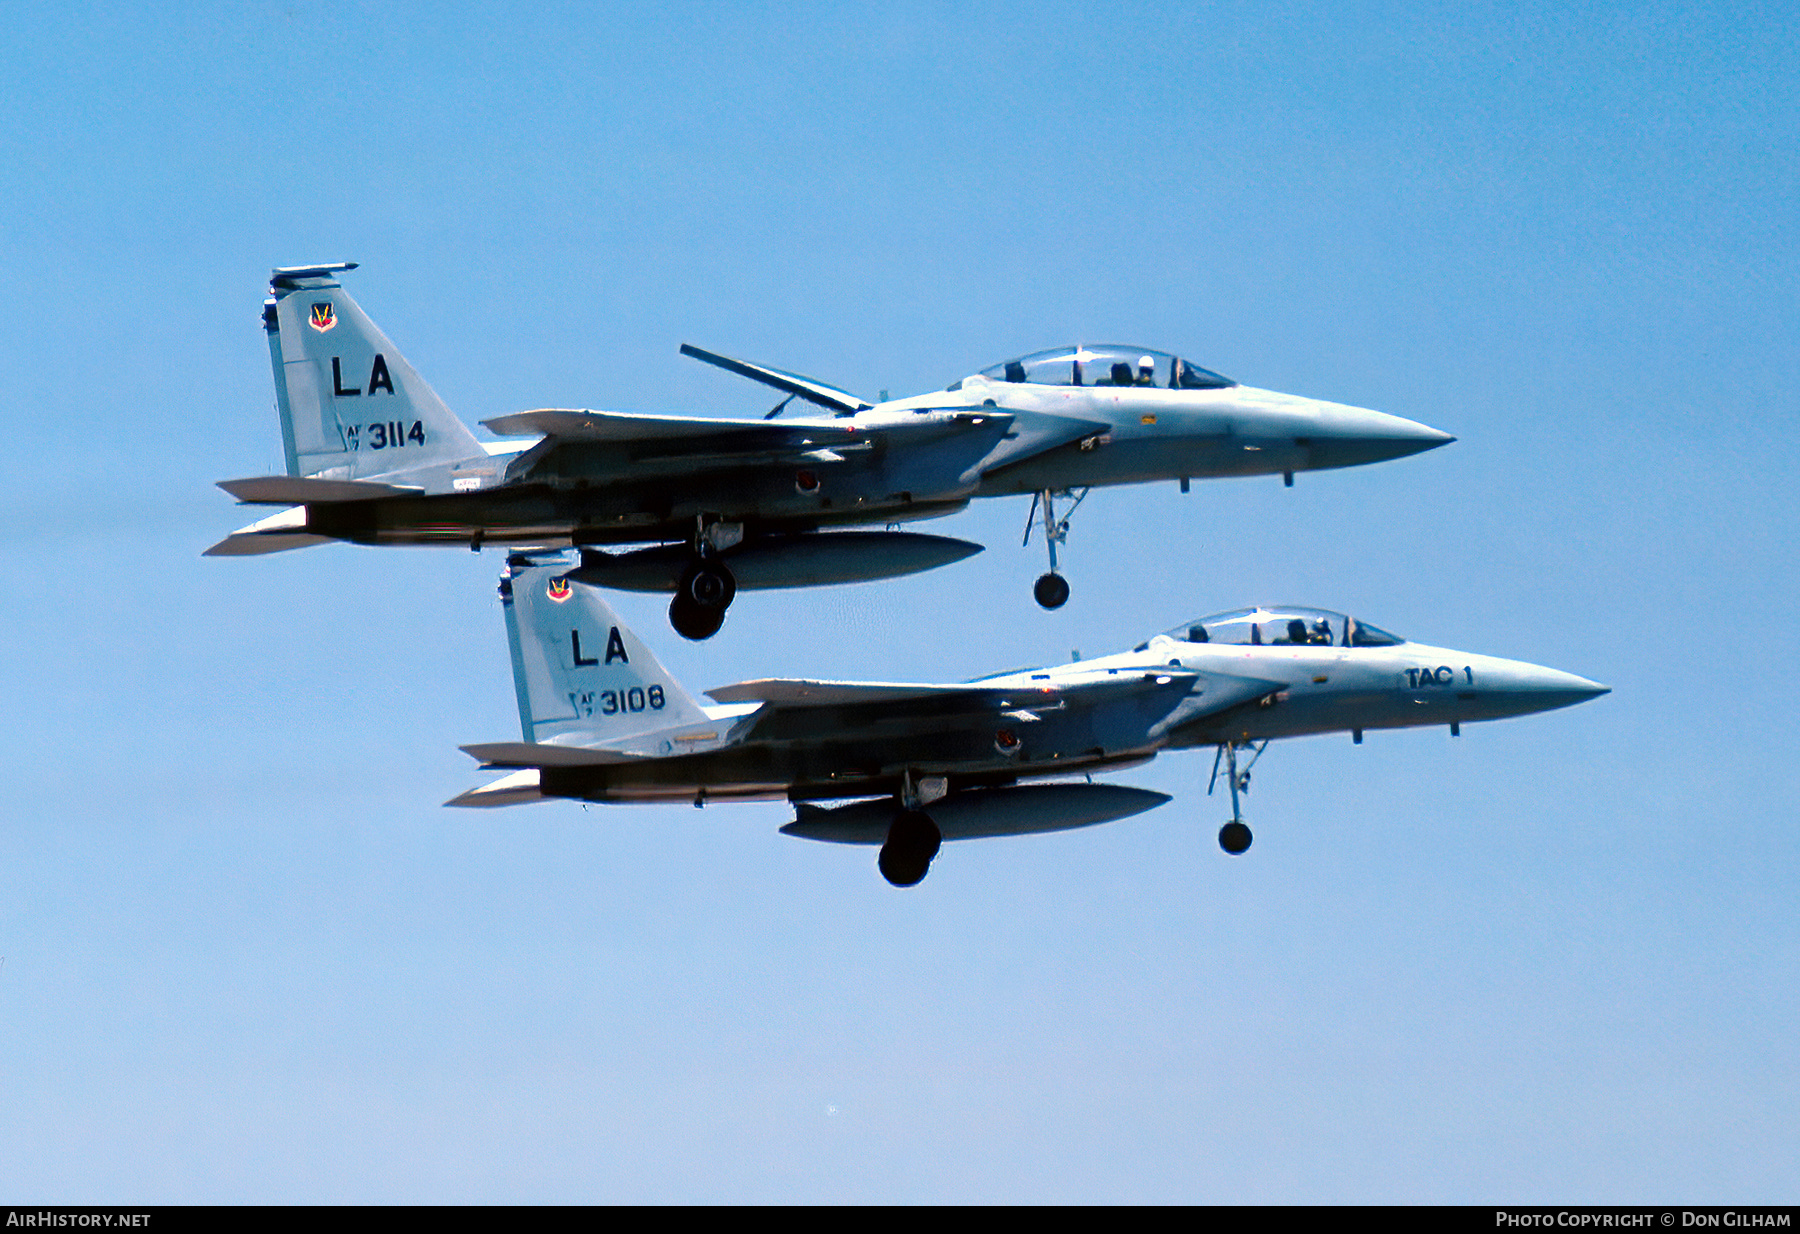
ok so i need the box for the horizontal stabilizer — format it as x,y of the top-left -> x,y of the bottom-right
568,531 -> 982,593
218,476 -> 424,504
203,530 -> 333,556
446,769 -> 544,808
203,505 -> 327,556
679,343 -> 872,413
460,741 -> 645,768
783,782 -> 1172,845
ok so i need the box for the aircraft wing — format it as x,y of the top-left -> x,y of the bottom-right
679,343 -> 873,413
217,476 -> 425,504
704,679 -> 1005,707
708,671 -> 1213,710
480,408 -> 868,447
481,407 -> 1014,481
709,668 -> 1285,718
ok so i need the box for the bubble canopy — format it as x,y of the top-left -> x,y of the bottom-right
1157,607 -> 1406,648
974,346 -> 1235,391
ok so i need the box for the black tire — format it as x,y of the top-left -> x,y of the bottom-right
878,809 -> 943,887
669,594 -> 725,641
1033,572 -> 1070,610
1219,821 -> 1252,855
679,561 -> 737,611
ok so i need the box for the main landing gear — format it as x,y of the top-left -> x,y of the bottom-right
1023,487 -> 1088,610
668,559 -> 736,641
667,519 -> 740,641
878,809 -> 942,886
1208,740 -> 1268,855
877,772 -> 947,886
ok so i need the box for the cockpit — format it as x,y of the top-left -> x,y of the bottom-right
1152,607 -> 1406,648
960,345 -> 1237,391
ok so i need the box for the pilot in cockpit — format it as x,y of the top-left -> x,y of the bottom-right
1137,355 -> 1157,386
1282,618 -> 1337,646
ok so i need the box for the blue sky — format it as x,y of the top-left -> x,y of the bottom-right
1,0 -> 1795,1202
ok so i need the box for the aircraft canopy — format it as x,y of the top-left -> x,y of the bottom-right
1159,607 -> 1406,648
968,346 -> 1236,391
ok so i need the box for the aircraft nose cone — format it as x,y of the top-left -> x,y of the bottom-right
1306,406 -> 1456,469
1501,667 -> 1611,716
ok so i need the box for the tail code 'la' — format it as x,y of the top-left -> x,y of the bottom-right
501,560 -> 710,745
265,264 -> 481,480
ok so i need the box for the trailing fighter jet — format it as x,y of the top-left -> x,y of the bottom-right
210,264 -> 1454,639
452,559 -> 1608,886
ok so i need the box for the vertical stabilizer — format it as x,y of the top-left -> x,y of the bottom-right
500,558 -> 711,746
265,264 -> 482,479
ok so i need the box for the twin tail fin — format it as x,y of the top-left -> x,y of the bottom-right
264,263 -> 482,480
499,557 -> 711,746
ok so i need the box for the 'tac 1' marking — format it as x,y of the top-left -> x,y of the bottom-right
1407,666 -> 1475,688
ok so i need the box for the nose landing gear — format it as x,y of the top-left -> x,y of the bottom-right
1208,740 -> 1268,855
1023,487 -> 1088,610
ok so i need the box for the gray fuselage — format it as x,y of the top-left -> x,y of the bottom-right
528,627 -> 1606,808
296,378 -> 1450,551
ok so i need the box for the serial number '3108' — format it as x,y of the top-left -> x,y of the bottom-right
570,686 -> 666,718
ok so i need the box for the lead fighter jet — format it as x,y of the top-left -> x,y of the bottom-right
211,264 -> 1454,639
453,559 -> 1608,886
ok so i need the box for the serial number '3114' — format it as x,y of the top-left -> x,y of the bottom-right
345,421 -> 426,450
569,686 -> 666,718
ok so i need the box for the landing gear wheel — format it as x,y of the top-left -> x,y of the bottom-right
1219,821 -> 1252,855
1033,572 -> 1070,610
669,594 -> 726,641
878,809 -> 943,887
668,559 -> 736,640
678,561 -> 737,611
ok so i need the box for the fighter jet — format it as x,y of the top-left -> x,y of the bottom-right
210,264 -> 1454,639
452,559 -> 1608,886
